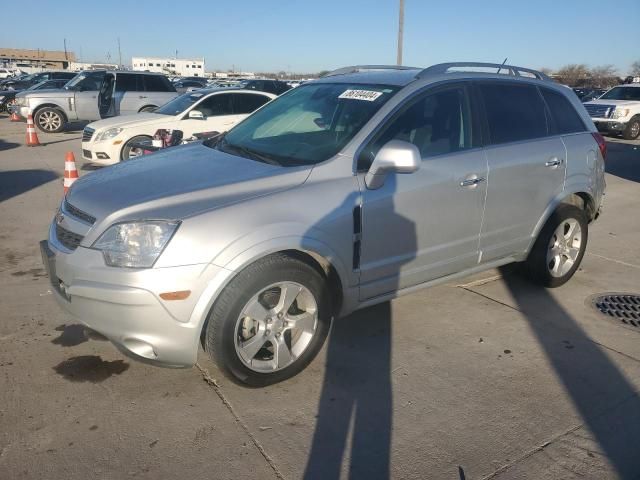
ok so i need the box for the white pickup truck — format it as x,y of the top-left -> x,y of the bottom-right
583,84 -> 640,140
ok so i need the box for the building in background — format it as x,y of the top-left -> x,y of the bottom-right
0,48 -> 76,72
69,61 -> 119,71
131,57 -> 205,77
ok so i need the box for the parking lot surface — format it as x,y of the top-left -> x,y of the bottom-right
1,116 -> 639,479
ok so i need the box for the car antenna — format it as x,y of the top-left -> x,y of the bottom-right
496,58 -> 508,74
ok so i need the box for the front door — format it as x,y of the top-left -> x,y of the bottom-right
476,82 -> 567,262
180,92 -> 235,136
358,84 -> 487,300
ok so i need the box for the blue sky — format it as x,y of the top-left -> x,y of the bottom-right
5,0 -> 639,74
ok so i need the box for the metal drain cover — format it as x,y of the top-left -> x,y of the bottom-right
592,293 -> 640,327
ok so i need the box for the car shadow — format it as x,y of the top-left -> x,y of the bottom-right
0,169 -> 59,203
500,268 -> 640,478
0,139 -> 20,151
605,140 -> 640,183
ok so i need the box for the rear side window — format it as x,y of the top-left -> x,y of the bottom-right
232,93 -> 271,114
116,74 -> 139,92
143,75 -> 175,92
540,88 -> 586,134
479,83 -> 549,144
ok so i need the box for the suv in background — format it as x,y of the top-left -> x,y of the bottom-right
583,84 -> 640,140
16,71 -> 178,133
241,79 -> 291,95
1,79 -> 70,113
42,63 -> 605,386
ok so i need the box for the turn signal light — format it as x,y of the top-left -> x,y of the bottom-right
159,290 -> 191,301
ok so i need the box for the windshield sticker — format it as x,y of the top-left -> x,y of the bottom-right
339,89 -> 383,101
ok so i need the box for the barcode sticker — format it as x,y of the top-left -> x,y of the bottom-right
338,89 -> 383,101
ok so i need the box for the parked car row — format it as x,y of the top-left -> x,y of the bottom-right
583,83 -> 640,140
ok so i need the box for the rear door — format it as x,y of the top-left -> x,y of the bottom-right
111,73 -> 141,115
231,92 -> 272,122
477,81 -> 566,263
142,75 -> 178,109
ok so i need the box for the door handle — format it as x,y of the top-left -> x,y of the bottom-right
138,95 -> 148,99
460,177 -> 485,187
545,157 -> 563,167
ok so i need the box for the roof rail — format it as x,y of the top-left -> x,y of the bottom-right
416,62 -> 551,81
322,65 -> 418,77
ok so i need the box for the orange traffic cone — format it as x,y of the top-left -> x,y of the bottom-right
9,110 -> 20,122
64,152 -> 79,195
25,112 -> 41,147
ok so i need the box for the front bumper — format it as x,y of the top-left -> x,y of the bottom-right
81,140 -> 121,166
41,232 -> 225,367
592,119 -> 627,134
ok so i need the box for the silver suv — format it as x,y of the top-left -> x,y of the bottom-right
16,70 -> 178,133
42,63 -> 606,386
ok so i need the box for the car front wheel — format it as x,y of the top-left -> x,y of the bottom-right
622,116 -> 640,140
34,107 -> 65,133
120,135 -> 151,161
522,204 -> 588,288
204,253 -> 331,386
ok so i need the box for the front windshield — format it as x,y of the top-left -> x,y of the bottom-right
211,82 -> 399,166
155,91 -> 207,115
600,87 -> 640,101
64,71 -> 105,91
26,80 -> 50,91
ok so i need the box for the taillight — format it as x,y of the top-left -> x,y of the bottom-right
592,132 -> 607,161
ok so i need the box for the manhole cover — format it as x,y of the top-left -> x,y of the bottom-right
592,293 -> 640,328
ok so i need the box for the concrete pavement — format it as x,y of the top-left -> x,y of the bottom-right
1,115 -> 639,479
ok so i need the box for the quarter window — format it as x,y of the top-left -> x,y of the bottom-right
541,89 -> 586,134
143,75 -> 174,92
479,83 -> 549,144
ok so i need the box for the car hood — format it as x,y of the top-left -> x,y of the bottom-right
21,88 -> 72,99
66,142 -> 312,226
585,99 -> 638,107
87,113 -> 169,131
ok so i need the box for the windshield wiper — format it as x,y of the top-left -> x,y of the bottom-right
213,138 -> 282,166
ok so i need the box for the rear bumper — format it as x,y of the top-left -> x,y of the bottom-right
40,235 -> 226,367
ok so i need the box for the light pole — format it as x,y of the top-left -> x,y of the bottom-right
397,0 -> 404,66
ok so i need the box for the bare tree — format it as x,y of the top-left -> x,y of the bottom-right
555,64 -> 590,87
631,60 -> 640,76
539,67 -> 553,76
590,64 -> 618,88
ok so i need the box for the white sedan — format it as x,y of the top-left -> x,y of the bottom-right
81,89 -> 276,165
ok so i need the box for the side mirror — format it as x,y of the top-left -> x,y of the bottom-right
365,140 -> 420,189
188,109 -> 205,120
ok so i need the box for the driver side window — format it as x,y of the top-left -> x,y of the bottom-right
193,94 -> 233,117
359,86 -> 473,170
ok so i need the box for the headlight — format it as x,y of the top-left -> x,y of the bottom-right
0,95 -> 5,100
611,108 -> 630,119
96,127 -> 123,141
92,221 -> 180,268
16,97 -> 25,106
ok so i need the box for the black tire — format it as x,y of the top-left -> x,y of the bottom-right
622,116 -> 640,140
522,204 -> 588,288
120,135 -> 151,161
139,106 -> 157,113
204,253 -> 331,387
34,107 -> 65,133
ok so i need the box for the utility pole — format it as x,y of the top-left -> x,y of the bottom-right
117,37 -> 122,69
396,0 -> 404,66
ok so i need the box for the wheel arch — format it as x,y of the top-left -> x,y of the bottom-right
120,134 -> 152,161
138,105 -> 158,113
33,103 -> 68,123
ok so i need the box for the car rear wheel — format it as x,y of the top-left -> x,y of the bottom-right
622,117 -> 640,140
204,253 -> 331,386
521,204 -> 588,288
34,107 -> 65,133
120,135 -> 151,161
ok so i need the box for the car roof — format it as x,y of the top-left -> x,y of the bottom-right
185,87 -> 274,96
317,68 -> 421,87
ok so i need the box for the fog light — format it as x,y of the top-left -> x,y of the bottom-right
96,152 -> 110,159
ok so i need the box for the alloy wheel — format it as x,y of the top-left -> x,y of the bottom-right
234,282 -> 318,372
38,111 -> 62,132
546,218 -> 582,277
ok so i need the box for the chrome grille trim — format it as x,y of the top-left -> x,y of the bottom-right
82,127 -> 95,142
63,200 -> 96,225
55,224 -> 83,251
584,104 -> 615,119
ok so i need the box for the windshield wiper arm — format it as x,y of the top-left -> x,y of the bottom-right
219,140 -> 282,166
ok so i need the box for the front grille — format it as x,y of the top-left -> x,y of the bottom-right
82,149 -> 92,159
64,199 -> 96,225
82,127 -> 95,142
55,224 -> 83,251
584,104 -> 615,119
